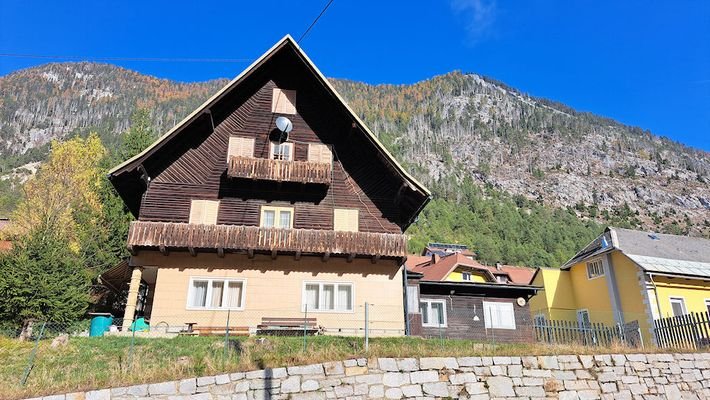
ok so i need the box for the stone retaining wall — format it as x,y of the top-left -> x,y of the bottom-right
29,353 -> 710,400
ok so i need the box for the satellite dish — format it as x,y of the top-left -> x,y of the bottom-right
275,116 -> 293,134
516,297 -> 527,307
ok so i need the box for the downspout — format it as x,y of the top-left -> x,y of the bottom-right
648,273 -> 663,319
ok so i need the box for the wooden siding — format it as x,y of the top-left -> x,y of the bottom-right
138,51 -> 407,234
417,294 -> 535,343
127,221 -> 408,258
227,156 -> 332,184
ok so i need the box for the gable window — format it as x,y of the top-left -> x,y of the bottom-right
228,136 -> 255,160
670,297 -> 687,317
420,299 -> 447,327
260,206 -> 293,229
272,88 -> 297,114
189,200 -> 220,225
462,272 -> 472,281
187,277 -> 245,310
303,282 -> 353,312
586,259 -> 604,279
333,208 -> 359,232
495,274 -> 508,284
270,142 -> 293,161
308,143 -> 333,165
483,301 -> 516,330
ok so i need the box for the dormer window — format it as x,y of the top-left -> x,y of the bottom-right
272,88 -> 296,114
270,142 -> 293,161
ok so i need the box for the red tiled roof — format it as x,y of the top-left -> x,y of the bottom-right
405,252 -> 535,285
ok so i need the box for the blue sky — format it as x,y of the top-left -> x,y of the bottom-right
1,1 -> 708,151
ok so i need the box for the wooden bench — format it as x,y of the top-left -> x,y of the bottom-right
192,326 -> 250,336
257,317 -> 319,336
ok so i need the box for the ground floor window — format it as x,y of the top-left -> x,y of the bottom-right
303,282 -> 353,312
420,299 -> 447,327
670,297 -> 687,317
576,309 -> 591,328
483,301 -> 516,329
187,278 -> 245,310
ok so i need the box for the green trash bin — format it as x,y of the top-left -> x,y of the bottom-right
89,313 -> 113,337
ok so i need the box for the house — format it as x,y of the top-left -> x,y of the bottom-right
529,226 -> 710,346
105,35 -> 430,336
405,251 -> 539,341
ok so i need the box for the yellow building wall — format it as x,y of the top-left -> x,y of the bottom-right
610,252 -> 653,344
132,251 -> 405,336
528,268 -> 577,320
652,276 -> 710,319
568,258 -> 615,325
446,268 -> 488,283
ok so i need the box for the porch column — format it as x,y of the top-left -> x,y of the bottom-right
122,266 -> 143,331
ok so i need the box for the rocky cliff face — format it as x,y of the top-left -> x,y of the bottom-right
1,63 -> 708,235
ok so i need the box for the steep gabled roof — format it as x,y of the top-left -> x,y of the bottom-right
406,252 -> 536,285
562,227 -> 710,279
108,35 -> 429,221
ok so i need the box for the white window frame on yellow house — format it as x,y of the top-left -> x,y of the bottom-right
586,258 -> 604,280
483,301 -> 516,330
260,206 -> 294,229
462,272 -> 472,281
669,297 -> 687,317
186,277 -> 247,311
420,299 -> 447,328
189,200 -> 220,225
301,281 -> 354,313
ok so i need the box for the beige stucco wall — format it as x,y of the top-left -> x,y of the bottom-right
132,251 -> 405,336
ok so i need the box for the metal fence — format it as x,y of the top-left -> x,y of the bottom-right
654,311 -> 710,350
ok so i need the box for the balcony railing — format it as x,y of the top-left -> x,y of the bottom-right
227,156 -> 331,185
126,221 -> 407,259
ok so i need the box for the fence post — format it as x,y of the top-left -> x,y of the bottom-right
224,308 -> 231,360
302,304 -> 308,353
364,302 -> 369,353
21,321 -> 46,386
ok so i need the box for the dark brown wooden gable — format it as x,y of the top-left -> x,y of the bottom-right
138,50 -> 407,234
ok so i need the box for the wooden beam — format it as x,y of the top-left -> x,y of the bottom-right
217,247 -> 225,258
188,247 -> 196,257
294,250 -> 302,260
248,249 -> 255,259
371,254 -> 380,264
271,249 -> 278,260
322,251 -> 330,262
347,253 -> 356,263
128,245 -> 137,256
159,245 -> 168,256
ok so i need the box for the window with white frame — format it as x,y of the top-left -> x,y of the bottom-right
419,299 -> 447,327
270,142 -> 293,161
303,282 -> 353,312
187,278 -> 245,310
483,301 -> 516,329
586,259 -> 604,279
576,309 -> 591,328
260,206 -> 293,229
670,297 -> 687,317
462,272 -> 472,281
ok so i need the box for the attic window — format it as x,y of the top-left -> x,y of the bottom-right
189,200 -> 220,225
272,88 -> 297,114
586,259 -> 604,279
334,208 -> 359,232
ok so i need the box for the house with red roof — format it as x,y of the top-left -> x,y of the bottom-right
404,249 -> 539,342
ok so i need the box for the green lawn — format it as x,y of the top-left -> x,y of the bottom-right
0,335 -> 666,400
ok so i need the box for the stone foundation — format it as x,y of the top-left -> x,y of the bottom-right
27,353 -> 710,400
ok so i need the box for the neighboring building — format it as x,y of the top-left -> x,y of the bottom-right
105,35 -> 430,336
421,242 -> 476,258
529,227 -> 710,345
405,251 -> 539,342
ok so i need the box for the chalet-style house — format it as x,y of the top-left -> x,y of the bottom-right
405,247 -> 539,342
529,227 -> 710,345
106,36 -> 430,335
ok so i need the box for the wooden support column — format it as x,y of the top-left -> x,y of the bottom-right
122,266 -> 144,331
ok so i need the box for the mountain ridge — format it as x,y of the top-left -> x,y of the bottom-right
0,62 -> 708,238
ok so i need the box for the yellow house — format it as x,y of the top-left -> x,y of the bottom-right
530,227 -> 710,346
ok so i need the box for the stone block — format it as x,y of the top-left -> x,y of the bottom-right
465,382 -> 487,395
230,372 -> 246,381
379,358 -> 399,372
234,380 -> 250,393
353,383 -> 369,396
523,369 -> 552,378
288,364 -> 325,375
578,389 -> 602,399
579,355 -> 594,369
492,356 -> 512,365
486,376 -> 515,397
538,356 -> 559,369
419,357 -> 458,370
291,392 -> 326,400
384,388 -> 402,399
179,378 -> 197,394
449,372 -> 477,385
198,376 -> 217,387
458,357 -> 483,367
422,382 -> 448,397
65,394 -> 85,400
397,358 -> 419,372
215,374 -> 231,385
84,390 -> 110,400
507,365 -> 522,377
410,370 -> 439,384
356,358 -> 367,366
383,372 -> 410,387
334,385 -> 355,397
302,379 -> 319,392
626,354 -> 647,363
126,384 -> 149,396
323,361 -> 345,376
521,377 -> 543,386
401,384 -> 423,397
543,379 -> 564,392
369,385 -> 385,398
42,396 -> 65,400
489,365 -> 505,376
345,366 -> 368,376
558,391 -> 579,400
355,374 -> 382,385
600,382 -> 617,393
515,386 -> 545,397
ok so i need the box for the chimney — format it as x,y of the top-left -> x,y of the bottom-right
495,262 -> 502,271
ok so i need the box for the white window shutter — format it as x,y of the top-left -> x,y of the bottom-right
189,200 -> 219,225
334,208 -> 359,232
272,88 -> 297,114
228,137 -> 254,159
189,200 -> 204,224
308,143 -> 332,164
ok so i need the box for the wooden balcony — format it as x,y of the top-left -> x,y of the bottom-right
227,156 -> 331,185
127,221 -> 407,260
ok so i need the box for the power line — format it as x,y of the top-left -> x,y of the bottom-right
298,0 -> 335,43
0,53 -> 253,63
